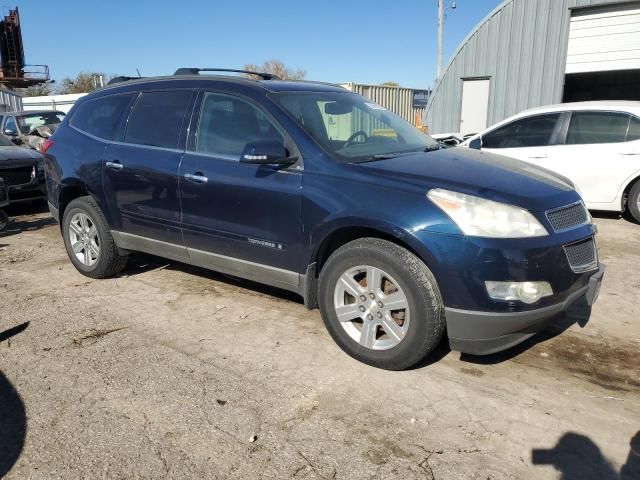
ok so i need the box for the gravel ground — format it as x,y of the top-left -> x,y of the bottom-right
1,203 -> 639,480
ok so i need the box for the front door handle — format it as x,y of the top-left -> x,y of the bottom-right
105,160 -> 123,170
528,155 -> 548,159
619,152 -> 640,156
184,173 -> 208,184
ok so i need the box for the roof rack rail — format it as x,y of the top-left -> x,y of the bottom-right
108,76 -> 144,85
173,68 -> 280,80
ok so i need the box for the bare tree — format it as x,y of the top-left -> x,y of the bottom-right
243,60 -> 306,80
55,72 -> 117,94
15,83 -> 54,97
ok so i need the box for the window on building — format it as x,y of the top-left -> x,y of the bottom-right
71,93 -> 136,140
566,112 -> 631,145
482,114 -> 561,149
124,91 -> 192,149
194,93 -> 284,159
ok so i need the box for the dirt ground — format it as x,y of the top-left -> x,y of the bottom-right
1,203 -> 639,480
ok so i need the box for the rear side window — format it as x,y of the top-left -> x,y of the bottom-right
124,90 -> 192,149
194,92 -> 284,159
626,116 -> 640,142
482,114 -> 560,149
565,112 -> 630,145
71,93 -> 136,140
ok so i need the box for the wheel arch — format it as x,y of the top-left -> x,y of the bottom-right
622,173 -> 640,211
57,180 -> 95,228
303,221 -> 436,309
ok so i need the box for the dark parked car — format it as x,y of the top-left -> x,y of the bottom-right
0,135 -> 46,204
44,69 -> 604,370
0,176 -> 8,231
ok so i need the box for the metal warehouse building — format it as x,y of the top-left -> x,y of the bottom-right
425,0 -> 640,135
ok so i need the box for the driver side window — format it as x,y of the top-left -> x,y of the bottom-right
195,93 -> 284,160
483,113 -> 561,149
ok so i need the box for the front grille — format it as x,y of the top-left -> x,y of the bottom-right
546,203 -> 589,232
564,238 -> 598,273
0,167 -> 34,187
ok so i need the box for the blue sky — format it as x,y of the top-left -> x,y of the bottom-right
14,0 -> 501,88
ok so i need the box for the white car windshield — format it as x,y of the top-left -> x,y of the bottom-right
274,92 -> 439,162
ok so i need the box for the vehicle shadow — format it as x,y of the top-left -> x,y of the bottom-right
0,323 -> 29,479
0,202 -> 54,238
591,209 -> 638,225
532,430 -> 640,480
458,297 -> 591,366
120,253 -> 303,304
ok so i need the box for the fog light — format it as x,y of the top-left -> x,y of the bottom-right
485,281 -> 553,304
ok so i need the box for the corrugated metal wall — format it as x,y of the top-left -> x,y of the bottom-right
342,83 -> 427,124
425,0 -> 640,134
0,88 -> 22,112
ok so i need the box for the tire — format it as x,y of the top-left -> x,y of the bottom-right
0,209 -> 7,232
62,196 -> 127,278
318,238 -> 446,370
628,181 -> 640,223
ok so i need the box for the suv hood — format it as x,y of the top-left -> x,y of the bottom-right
355,147 -> 579,211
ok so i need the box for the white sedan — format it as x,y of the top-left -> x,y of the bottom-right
462,101 -> 640,222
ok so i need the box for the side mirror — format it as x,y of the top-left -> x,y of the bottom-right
240,141 -> 295,165
468,137 -> 482,150
3,128 -> 16,137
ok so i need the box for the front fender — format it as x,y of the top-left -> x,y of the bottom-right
307,216 -> 442,273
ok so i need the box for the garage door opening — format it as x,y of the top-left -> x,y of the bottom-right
563,69 -> 640,102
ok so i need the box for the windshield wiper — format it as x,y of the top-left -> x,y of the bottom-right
356,147 -> 440,163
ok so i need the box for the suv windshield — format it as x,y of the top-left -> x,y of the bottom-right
273,92 -> 438,162
16,111 -> 65,135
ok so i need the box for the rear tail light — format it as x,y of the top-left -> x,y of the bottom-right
40,139 -> 54,154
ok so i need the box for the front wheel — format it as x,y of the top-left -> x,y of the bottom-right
62,196 -> 127,278
318,238 -> 446,370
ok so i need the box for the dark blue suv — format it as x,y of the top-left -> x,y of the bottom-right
43,68 -> 604,370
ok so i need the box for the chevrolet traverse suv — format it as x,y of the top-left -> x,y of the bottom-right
44,68 -> 604,370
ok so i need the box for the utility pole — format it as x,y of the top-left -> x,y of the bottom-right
437,0 -> 444,80
437,1 -> 456,82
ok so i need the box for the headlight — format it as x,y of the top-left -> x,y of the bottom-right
485,281 -> 553,304
427,188 -> 548,238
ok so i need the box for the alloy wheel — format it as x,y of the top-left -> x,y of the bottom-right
68,212 -> 100,267
333,265 -> 410,350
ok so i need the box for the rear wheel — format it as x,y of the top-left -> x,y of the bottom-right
62,196 -> 127,278
628,181 -> 640,223
318,238 -> 445,370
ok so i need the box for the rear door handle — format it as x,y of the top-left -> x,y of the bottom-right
619,152 -> 640,156
184,173 -> 208,184
105,160 -> 123,170
528,155 -> 548,159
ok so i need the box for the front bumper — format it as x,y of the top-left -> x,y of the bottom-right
8,177 -> 47,203
446,265 -> 605,355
